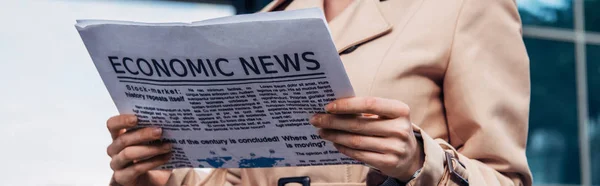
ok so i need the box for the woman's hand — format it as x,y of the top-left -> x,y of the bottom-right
310,97 -> 424,181
106,114 -> 173,186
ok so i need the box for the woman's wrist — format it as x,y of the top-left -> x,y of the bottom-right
397,132 -> 425,182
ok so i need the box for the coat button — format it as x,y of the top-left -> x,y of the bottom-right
340,45 -> 358,54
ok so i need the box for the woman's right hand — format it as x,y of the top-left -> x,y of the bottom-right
106,114 -> 173,186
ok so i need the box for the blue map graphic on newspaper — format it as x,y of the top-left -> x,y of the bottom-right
197,149 -> 287,168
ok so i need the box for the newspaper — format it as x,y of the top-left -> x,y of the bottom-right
76,8 -> 359,169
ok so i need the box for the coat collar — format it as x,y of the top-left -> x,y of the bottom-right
261,0 -> 392,53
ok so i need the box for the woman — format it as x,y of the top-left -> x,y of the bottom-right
106,0 -> 532,185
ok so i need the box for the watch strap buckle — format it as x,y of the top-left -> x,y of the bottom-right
278,176 -> 311,186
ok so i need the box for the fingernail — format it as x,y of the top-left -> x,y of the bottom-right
325,103 -> 336,112
363,113 -> 376,117
127,116 -> 137,124
164,143 -> 173,149
153,127 -> 162,136
309,115 -> 319,125
318,129 -> 327,137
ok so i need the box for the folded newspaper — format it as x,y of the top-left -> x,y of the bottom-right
76,8 -> 359,169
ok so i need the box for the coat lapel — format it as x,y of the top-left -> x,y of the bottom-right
261,0 -> 393,53
327,0 -> 392,53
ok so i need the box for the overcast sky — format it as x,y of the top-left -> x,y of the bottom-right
0,1 -> 233,185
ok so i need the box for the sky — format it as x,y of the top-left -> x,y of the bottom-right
0,1 -> 233,185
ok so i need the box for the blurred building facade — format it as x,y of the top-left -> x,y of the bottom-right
206,0 -> 600,185
517,0 -> 599,185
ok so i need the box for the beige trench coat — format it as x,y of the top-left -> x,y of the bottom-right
164,0 -> 532,185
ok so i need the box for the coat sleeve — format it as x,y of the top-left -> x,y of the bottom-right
407,0 -> 533,185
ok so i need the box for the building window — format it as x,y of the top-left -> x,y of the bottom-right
524,38 -> 581,184
587,44 -> 600,185
518,0 -> 574,28
584,0 -> 600,32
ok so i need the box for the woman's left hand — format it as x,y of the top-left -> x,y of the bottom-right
310,97 -> 424,181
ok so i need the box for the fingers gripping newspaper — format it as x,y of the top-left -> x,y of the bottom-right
76,8 -> 360,169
